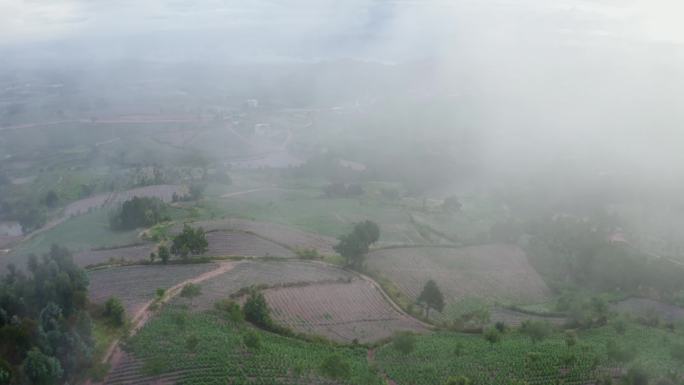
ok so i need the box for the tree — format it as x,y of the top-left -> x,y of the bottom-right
149,252 -> 156,263
520,320 -> 552,344
104,297 -> 125,326
44,191 -> 59,209
564,330 -> 577,348
171,225 -> 208,259
243,290 -> 272,329
483,327 -> 501,348
442,196 -> 462,212
393,332 -> 416,355
606,339 -> 635,364
417,280 -> 445,317
21,349 -> 63,385
158,245 -> 170,264
0,359 -> 12,385
334,220 -> 380,270
180,283 -> 202,306
319,355 -> 351,380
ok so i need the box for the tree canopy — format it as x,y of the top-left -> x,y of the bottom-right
171,225 -> 209,259
417,279 -> 445,317
0,245 -> 94,385
333,220 -> 380,270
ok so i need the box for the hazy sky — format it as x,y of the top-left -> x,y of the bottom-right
2,0 -> 684,48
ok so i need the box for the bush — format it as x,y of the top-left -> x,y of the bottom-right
214,299 -> 243,322
319,355 -> 351,380
393,332 -> 416,355
104,297 -> 125,326
243,332 -> 261,350
171,225 -> 208,259
243,290 -> 272,329
445,375 -> 471,385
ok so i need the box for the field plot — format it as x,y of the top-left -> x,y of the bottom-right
173,218 -> 337,255
62,184 -> 187,218
366,245 -> 551,319
204,230 -> 295,258
173,260 -> 353,311
612,298 -> 684,323
117,310 -> 381,385
489,307 -> 566,328
265,279 -> 428,343
377,324 -> 684,385
89,263 -> 218,315
74,243 -> 155,267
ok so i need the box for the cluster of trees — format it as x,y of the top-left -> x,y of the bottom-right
170,225 -> 208,260
334,220 -> 380,270
0,245 -> 94,385
109,197 -> 169,230
526,217 -> 684,298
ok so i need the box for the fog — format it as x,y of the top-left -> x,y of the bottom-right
3,2 -> 684,384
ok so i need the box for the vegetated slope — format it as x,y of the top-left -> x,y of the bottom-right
264,279 -> 428,343
172,260 -> 354,311
102,309 -> 382,385
173,218 -> 337,254
88,263 -> 218,315
366,245 -> 551,318
204,230 -> 295,258
74,243 -> 156,267
376,324 -> 684,385
612,298 -> 684,323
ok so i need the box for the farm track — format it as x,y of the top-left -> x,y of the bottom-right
92,261 -> 236,385
0,115 -> 206,131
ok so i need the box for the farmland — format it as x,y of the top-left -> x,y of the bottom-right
264,279 -> 428,343
105,308 -> 382,385
612,298 -> 684,323
88,263 -> 219,315
204,230 -> 295,258
74,243 -> 156,267
173,218 -> 338,255
376,323 -> 684,385
172,260 -> 355,311
366,245 -> 551,320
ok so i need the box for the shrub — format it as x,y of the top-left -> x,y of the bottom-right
104,297 -> 125,326
243,332 -> 261,350
393,332 -> 416,355
319,355 -> 351,380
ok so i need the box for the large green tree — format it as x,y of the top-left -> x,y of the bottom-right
334,220 -> 380,270
417,279 -> 445,317
171,225 -> 209,259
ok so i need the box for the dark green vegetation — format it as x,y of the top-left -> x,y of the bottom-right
376,322 -> 684,385
0,246 -> 94,385
171,225 -> 209,259
126,308 -> 382,385
333,220 -> 380,269
109,197 -> 168,230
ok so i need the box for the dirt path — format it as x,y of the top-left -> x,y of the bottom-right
220,187 -> 287,199
98,261 -> 236,366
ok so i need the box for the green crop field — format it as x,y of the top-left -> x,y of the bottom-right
376,324 -> 684,385
123,308 -> 382,385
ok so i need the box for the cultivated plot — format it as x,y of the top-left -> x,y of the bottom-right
366,245 -> 551,318
88,263 -> 219,315
265,279 -> 428,343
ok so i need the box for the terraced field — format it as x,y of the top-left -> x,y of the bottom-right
264,279 -> 428,343
173,218 -> 337,254
366,245 -> 551,320
74,243 -> 156,267
172,260 -> 354,311
612,298 -> 684,323
88,263 -> 218,315
104,309 -> 382,385
204,230 -> 295,258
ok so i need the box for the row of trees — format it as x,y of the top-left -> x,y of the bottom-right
150,225 -> 209,264
109,196 -> 169,230
0,246 -> 94,385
